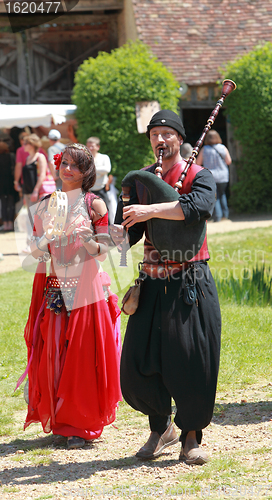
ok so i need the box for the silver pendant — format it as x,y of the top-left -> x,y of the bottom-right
61,234 -> 68,247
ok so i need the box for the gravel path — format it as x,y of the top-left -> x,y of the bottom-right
0,385 -> 271,499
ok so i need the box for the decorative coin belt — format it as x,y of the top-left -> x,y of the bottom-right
45,276 -> 80,314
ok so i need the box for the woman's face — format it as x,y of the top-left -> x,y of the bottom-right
23,141 -> 34,154
59,153 -> 84,190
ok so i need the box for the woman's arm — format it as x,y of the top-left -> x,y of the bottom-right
225,148 -> 232,165
30,153 -> 47,202
29,201 -> 55,259
91,197 -> 108,222
48,159 -> 58,180
14,161 -> 23,192
76,220 -> 108,263
79,197 -> 108,262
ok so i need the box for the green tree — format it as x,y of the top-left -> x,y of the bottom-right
72,40 -> 180,187
223,42 -> 272,212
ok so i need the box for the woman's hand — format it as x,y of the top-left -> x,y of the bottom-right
77,221 -> 107,258
30,189 -> 39,202
122,204 -> 153,229
42,211 -> 56,238
76,220 -> 94,243
14,180 -> 22,193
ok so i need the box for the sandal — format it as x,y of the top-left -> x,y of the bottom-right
67,436 -> 86,450
179,446 -> 209,465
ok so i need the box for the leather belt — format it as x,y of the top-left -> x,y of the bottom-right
140,262 -> 190,279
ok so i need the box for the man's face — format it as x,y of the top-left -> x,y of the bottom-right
87,141 -> 100,156
149,126 -> 183,160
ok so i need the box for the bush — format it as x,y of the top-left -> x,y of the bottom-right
72,40 -> 180,187
222,42 -> 272,212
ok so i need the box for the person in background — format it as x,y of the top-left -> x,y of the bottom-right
14,131 -> 48,196
86,137 -> 111,209
21,134 -> 55,253
0,141 -> 17,231
180,142 -> 193,160
14,131 -> 30,195
196,130 -> 232,222
47,129 -> 66,190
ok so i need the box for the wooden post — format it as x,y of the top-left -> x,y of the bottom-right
16,32 -> 30,103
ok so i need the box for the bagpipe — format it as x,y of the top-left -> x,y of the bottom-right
120,79 -> 236,264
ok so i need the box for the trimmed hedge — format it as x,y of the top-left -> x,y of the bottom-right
72,40 -> 181,187
223,42 -> 272,212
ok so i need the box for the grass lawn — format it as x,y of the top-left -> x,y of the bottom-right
218,304 -> 272,391
208,226 -> 272,278
0,226 -> 271,498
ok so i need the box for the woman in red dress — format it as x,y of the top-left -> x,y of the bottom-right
18,144 -> 122,449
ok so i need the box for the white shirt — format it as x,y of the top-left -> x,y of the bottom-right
47,142 -> 66,162
91,152 -> 111,191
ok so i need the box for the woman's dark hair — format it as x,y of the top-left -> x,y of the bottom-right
63,144 -> 96,192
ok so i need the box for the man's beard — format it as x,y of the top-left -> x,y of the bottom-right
157,147 -> 172,160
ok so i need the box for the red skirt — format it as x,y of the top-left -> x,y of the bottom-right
22,260 -> 122,440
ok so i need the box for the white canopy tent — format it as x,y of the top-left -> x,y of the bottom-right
0,104 -> 77,129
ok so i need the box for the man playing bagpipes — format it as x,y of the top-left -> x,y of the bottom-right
111,109 -> 221,465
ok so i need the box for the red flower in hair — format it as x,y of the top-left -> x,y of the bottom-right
53,152 -> 63,171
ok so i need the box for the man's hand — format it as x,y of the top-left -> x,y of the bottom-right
122,204 -> 153,228
122,201 -> 185,226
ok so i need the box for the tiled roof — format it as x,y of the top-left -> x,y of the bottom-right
132,0 -> 272,86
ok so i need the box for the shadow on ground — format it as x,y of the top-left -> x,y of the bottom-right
0,435 -> 180,487
212,400 -> 272,425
